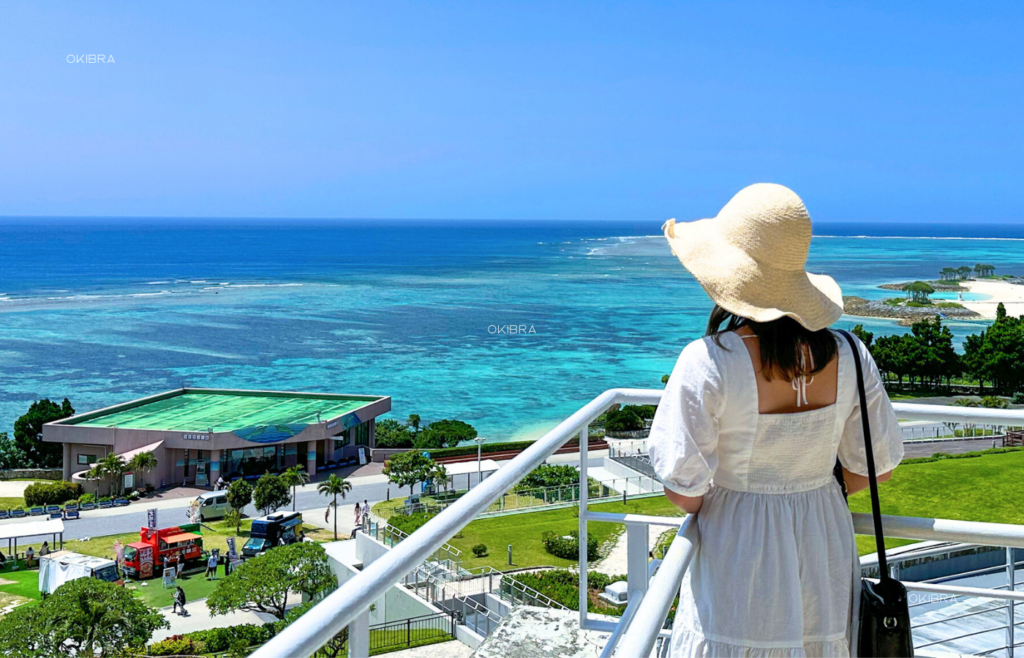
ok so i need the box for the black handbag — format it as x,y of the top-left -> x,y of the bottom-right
838,330 -> 914,657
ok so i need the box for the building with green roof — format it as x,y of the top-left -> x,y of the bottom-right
43,388 -> 391,488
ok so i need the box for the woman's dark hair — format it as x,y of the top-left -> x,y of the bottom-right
705,305 -> 837,382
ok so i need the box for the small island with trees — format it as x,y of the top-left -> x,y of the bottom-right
842,263 -> 1012,324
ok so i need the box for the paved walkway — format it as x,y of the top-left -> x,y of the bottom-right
0,481 -> 43,497
594,524 -> 665,576
390,640 -> 474,658
152,599 -> 275,642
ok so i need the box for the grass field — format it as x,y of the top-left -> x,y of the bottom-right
848,448 -> 1024,555
444,495 -> 681,571
0,518 -> 332,612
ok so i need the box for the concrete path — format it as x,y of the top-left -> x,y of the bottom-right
391,640 -> 474,658
593,524 -> 664,577
0,480 -> 44,497
152,599 -> 275,642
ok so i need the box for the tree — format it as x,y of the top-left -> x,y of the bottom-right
428,462 -> 450,494
414,419 -> 477,450
317,474 -> 352,540
957,265 -> 973,280
208,542 -> 334,620
13,398 -> 74,468
279,466 -> 311,512
97,453 -> 127,497
224,507 -> 244,533
851,324 -> 874,349
127,451 -> 158,489
407,414 -> 421,434
383,451 -> 435,496
0,433 -> 28,470
0,577 -> 166,657
963,304 -> 1024,393
225,478 -> 253,512
375,418 -> 414,449
902,281 -> 935,303
253,472 -> 291,515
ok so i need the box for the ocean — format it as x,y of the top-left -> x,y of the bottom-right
1,219 -> 1022,442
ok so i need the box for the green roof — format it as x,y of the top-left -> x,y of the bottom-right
66,390 -> 377,433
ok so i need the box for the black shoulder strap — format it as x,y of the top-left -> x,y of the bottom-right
838,329 -> 890,578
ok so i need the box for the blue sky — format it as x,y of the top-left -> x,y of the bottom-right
1,2 -> 1021,222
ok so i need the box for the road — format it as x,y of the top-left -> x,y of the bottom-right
3,451 -> 608,542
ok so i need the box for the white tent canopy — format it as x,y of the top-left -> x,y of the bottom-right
0,518 -> 64,542
440,459 -> 500,491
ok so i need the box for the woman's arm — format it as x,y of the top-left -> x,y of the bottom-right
664,488 -> 704,514
842,467 -> 891,495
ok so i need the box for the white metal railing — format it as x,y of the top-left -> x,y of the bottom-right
252,393 -> 1024,658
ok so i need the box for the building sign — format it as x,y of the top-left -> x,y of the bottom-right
183,433 -> 210,441
148,508 -> 158,530
326,420 -> 338,430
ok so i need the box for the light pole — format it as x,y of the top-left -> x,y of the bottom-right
474,437 -> 486,489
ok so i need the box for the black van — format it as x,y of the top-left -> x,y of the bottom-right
242,511 -> 303,557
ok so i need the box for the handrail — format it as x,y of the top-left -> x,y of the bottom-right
890,402 -> 1024,425
251,387 -> 661,658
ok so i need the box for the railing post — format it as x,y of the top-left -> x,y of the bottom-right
1008,546 -> 1016,658
626,522 -> 650,598
579,423 -> 589,628
349,610 -> 370,658
406,618 -> 411,648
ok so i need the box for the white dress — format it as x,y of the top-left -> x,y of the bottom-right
647,331 -> 904,657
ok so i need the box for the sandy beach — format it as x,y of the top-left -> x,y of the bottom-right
961,280 -> 1024,319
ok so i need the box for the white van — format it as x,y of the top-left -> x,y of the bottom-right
191,491 -> 230,521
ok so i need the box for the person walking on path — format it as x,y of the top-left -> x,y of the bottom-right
353,501 -> 362,526
173,586 -> 187,616
649,184 -> 904,657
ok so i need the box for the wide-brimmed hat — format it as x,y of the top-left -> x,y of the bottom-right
663,183 -> 843,331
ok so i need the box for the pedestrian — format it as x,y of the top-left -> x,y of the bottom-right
205,552 -> 218,579
325,505 -> 331,524
25,546 -> 35,567
649,184 -> 904,656
353,501 -> 361,526
39,541 -> 50,556
173,586 -> 187,616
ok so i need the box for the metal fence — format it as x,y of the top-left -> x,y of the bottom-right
368,612 -> 456,654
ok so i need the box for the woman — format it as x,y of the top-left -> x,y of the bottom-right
648,184 -> 904,657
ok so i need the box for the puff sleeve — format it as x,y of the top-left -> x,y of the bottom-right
647,338 -> 724,496
837,336 -> 904,476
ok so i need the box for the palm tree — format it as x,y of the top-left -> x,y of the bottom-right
428,462 -> 450,494
317,474 -> 352,540
407,414 -> 421,435
280,465 -> 311,511
127,451 -> 158,490
97,453 -> 127,497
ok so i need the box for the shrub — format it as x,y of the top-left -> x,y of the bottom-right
149,636 -> 206,656
79,493 -> 95,504
507,569 -> 627,614
515,464 -> 581,491
387,512 -> 434,536
24,480 -> 83,507
541,530 -> 599,561
151,624 -> 272,654
472,543 -> 488,557
981,396 -> 1009,409
1012,391 -> 1024,405
603,406 -> 644,432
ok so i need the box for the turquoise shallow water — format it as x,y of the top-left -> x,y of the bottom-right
0,220 -> 1021,442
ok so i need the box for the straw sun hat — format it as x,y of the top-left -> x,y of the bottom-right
663,183 -> 843,332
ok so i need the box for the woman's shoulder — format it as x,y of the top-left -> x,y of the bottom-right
673,334 -> 734,375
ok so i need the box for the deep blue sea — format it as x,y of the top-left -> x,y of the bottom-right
1,219 -> 1022,441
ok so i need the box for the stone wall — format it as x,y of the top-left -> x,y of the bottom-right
0,468 -> 62,481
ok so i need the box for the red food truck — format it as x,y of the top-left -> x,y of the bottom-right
122,524 -> 204,579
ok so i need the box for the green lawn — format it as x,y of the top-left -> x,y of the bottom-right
445,495 -> 682,571
849,448 -> 1024,555
127,567 -> 224,609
